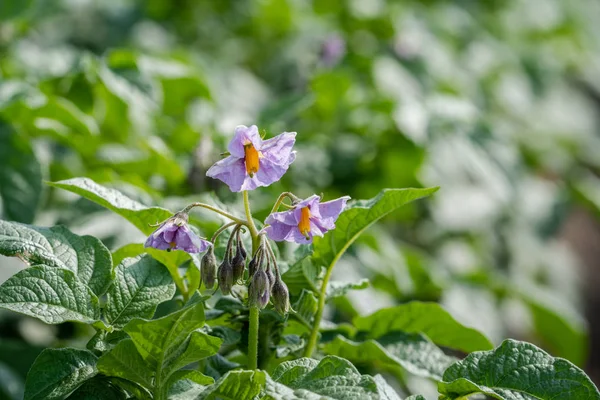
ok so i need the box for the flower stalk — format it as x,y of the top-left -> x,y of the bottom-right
243,190 -> 260,370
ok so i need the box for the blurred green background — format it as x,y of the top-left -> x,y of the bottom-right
2,0 -> 600,397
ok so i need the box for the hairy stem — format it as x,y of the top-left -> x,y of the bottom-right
243,190 -> 260,370
269,192 -> 300,214
210,221 -> 238,243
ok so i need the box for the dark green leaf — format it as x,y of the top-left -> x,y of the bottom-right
291,289 -> 318,331
24,348 -> 98,400
0,122 -> 42,224
0,265 -> 100,324
105,255 -> 176,328
322,333 -> 455,380
97,339 -> 153,390
353,301 -> 493,353
66,376 -> 127,400
166,370 -> 213,399
47,178 -> 172,235
124,301 -> 222,385
0,220 -> 113,295
312,188 -> 439,269
438,339 -> 600,400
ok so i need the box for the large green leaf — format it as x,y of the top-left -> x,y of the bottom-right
353,302 -> 492,353
0,122 -> 42,224
438,339 -> 600,400
24,348 -> 98,400
47,178 -> 172,235
197,370 -> 267,400
0,265 -> 100,324
97,339 -> 153,390
322,333 -> 456,380
105,255 -> 176,328
123,301 -> 222,386
166,370 -> 214,399
312,188 -> 439,269
269,355 -> 401,400
326,279 -> 369,300
0,220 -> 113,295
66,377 -> 128,400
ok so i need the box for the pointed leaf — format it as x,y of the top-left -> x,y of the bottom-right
24,348 -> 98,400
105,255 -> 176,328
312,188 -> 439,268
0,122 -> 42,224
124,301 -> 222,384
322,333 -> 455,380
0,221 -> 113,295
66,377 -> 127,400
353,301 -> 492,353
166,370 -> 213,400
47,178 -> 172,235
438,339 -> 600,400
97,339 -> 153,390
0,265 -> 100,324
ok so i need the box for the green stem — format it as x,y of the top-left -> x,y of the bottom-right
243,190 -> 260,370
248,305 -> 260,370
182,202 -> 247,226
210,221 -> 238,243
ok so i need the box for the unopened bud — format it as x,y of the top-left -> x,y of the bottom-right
248,269 -> 270,309
201,246 -> 217,289
272,277 -> 290,315
231,240 -> 246,283
265,265 -> 275,291
218,260 -> 233,295
248,250 -> 263,278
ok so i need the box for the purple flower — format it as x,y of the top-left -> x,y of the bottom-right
144,212 -> 210,253
321,35 -> 346,67
206,125 -> 296,192
264,195 -> 350,244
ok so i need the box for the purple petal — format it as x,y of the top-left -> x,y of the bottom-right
291,228 -> 313,244
240,158 -> 289,191
265,209 -> 297,226
146,235 -> 171,250
294,195 -> 321,220
316,196 -> 350,229
206,156 -> 247,192
228,125 -> 262,158
161,225 -> 178,243
265,221 -> 295,242
261,132 -> 296,165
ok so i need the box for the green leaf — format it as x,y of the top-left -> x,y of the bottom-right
112,243 -> 191,269
0,265 -> 100,324
97,339 -> 154,390
291,289 -> 319,331
0,220 -> 113,295
281,247 -> 319,295
105,255 -> 176,328
0,122 -> 42,224
24,348 -> 98,400
166,370 -> 213,399
405,396 -> 426,400
47,177 -> 172,235
270,355 -> 401,400
322,333 -> 455,381
353,301 -> 493,353
312,188 -> 439,269
438,339 -> 600,400
66,377 -> 127,400
197,370 -> 267,400
326,279 -> 369,300
123,301 -> 222,386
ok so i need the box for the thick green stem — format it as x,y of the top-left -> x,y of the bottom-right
243,190 -> 260,370
269,192 -> 299,214
303,263 -> 334,357
248,305 -> 260,370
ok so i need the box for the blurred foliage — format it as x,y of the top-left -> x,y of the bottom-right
2,0 -> 600,394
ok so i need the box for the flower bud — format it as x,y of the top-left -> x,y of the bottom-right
272,277 -> 290,315
218,260 -> 233,295
248,250 -> 263,278
248,269 -> 270,309
265,264 -> 275,291
231,239 -> 246,283
200,246 -> 217,289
